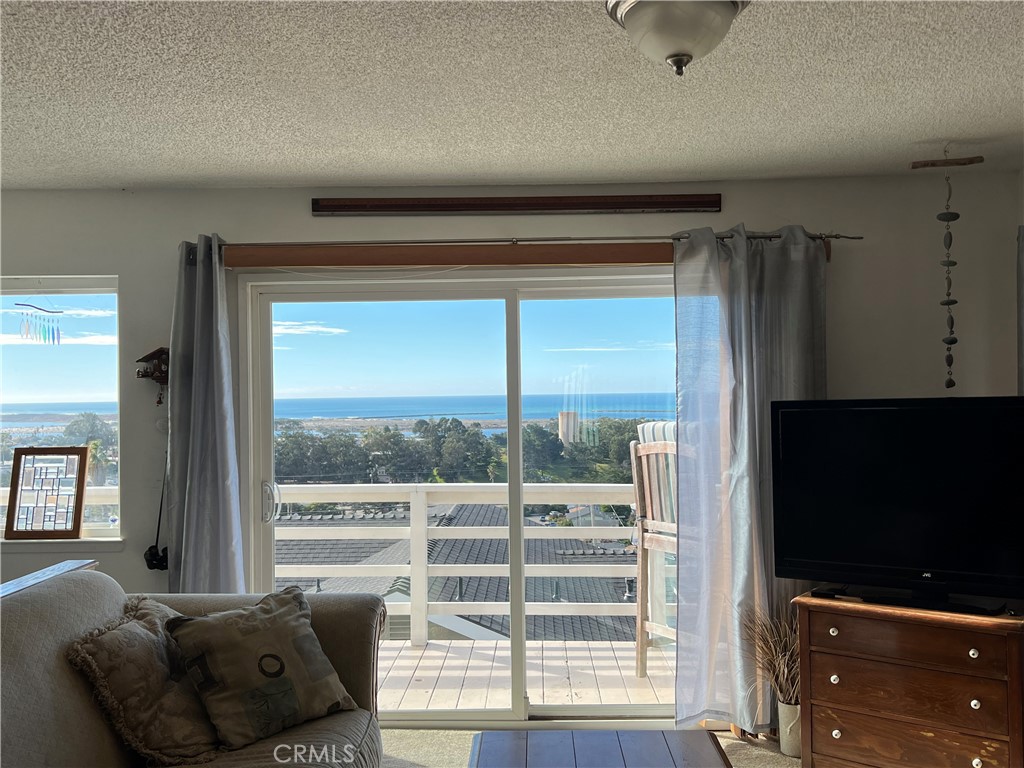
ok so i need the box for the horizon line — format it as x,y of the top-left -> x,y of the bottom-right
2,391 -> 677,407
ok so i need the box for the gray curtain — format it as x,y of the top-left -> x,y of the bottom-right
167,234 -> 246,593
673,224 -> 826,730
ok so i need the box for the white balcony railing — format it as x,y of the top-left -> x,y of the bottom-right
274,482 -> 640,646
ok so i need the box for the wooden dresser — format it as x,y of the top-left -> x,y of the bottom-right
794,594 -> 1024,768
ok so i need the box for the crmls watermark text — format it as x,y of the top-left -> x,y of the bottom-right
274,743 -> 358,764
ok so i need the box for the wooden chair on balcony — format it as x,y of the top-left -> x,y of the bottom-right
630,427 -> 752,740
630,433 -> 687,678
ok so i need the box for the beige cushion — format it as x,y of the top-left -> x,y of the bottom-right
168,587 -> 356,750
66,597 -> 220,765
153,592 -> 386,715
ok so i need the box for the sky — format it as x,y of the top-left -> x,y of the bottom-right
0,294 -> 677,404
272,297 -> 675,398
1,293 -> 119,405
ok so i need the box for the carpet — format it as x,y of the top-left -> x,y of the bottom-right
381,729 -> 799,767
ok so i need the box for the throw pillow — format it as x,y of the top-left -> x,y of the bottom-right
66,597 -> 220,765
167,586 -> 356,750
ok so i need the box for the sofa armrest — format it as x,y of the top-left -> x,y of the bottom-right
139,592 -> 386,714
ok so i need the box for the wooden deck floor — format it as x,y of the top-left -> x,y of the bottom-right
378,640 -> 675,711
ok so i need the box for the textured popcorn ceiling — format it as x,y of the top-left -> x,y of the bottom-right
1,1 -> 1022,189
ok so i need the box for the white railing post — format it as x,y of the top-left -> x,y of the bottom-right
409,486 -> 429,647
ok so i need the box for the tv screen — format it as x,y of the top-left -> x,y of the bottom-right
771,396 -> 1024,602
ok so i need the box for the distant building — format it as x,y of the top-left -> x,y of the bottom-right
566,505 -> 621,527
557,411 -> 579,444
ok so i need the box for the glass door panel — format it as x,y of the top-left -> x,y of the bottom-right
268,298 -> 512,715
520,296 -> 676,710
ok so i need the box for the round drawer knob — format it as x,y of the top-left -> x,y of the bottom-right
831,729 -> 842,739
972,759 -> 984,768
968,648 -> 980,659
970,699 -> 981,710
830,674 -> 840,685
828,627 -> 839,637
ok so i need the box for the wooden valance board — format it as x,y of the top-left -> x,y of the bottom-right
222,238 -> 832,268
311,193 -> 721,216
222,241 -> 675,269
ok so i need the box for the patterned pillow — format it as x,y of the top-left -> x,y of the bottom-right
66,597 -> 220,765
167,587 -> 356,750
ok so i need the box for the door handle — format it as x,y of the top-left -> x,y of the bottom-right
261,481 -> 281,523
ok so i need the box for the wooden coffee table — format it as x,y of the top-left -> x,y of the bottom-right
468,729 -> 732,768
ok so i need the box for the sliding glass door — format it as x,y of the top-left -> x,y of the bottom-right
240,268 -> 674,723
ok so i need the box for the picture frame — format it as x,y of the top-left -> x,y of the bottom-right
4,446 -> 90,540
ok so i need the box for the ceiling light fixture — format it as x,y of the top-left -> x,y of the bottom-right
606,0 -> 749,76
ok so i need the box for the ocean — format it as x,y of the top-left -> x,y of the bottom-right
273,393 -> 674,422
0,393 -> 675,427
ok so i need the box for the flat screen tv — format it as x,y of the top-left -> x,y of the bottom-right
771,396 -> 1024,608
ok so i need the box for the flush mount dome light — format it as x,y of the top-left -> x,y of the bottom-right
606,0 -> 749,75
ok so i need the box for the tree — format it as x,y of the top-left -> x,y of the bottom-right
522,424 -> 563,470
274,422 -> 370,484
487,452 -> 507,483
86,439 -> 111,485
561,418 -> 643,483
413,418 -> 500,482
63,412 -> 116,451
320,431 -> 370,483
0,431 -> 14,463
438,426 -> 498,482
413,417 -> 463,461
600,417 -> 642,467
362,426 -> 429,483
562,440 -> 602,475
274,421 -> 313,482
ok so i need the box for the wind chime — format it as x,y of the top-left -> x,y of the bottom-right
15,303 -> 63,345
910,148 -> 984,389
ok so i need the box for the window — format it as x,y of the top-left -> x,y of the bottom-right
1,277 -> 120,538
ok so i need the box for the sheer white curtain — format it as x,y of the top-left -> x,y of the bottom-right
167,234 -> 246,593
674,224 -> 826,730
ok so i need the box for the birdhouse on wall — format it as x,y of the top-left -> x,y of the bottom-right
136,347 -> 169,384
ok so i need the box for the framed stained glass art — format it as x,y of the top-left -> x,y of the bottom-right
4,447 -> 89,539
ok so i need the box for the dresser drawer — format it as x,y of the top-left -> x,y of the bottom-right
808,611 -> 1007,676
810,652 -> 1009,735
812,706 -> 1010,768
812,756 -> 882,768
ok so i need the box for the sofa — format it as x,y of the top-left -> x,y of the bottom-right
0,568 -> 386,767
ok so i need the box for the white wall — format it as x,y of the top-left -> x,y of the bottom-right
1,172 -> 1020,591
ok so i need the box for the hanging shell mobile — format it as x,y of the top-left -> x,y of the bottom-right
910,150 -> 985,389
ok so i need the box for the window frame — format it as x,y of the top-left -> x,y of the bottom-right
0,275 -> 120,540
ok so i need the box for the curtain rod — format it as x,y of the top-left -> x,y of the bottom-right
228,233 -> 861,248
222,233 -> 861,268
680,232 -> 862,242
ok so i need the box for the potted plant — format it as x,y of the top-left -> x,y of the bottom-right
743,609 -> 801,758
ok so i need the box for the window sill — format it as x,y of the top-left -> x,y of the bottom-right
0,537 -> 125,554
